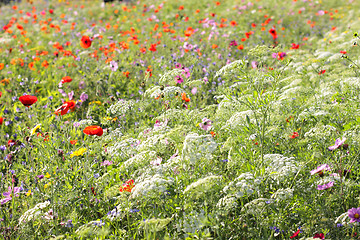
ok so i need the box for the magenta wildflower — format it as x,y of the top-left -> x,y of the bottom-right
328,137 -> 346,151
317,181 -> 334,190
229,40 -> 238,46
199,118 -> 212,131
175,75 -> 184,84
310,164 -> 331,175
348,207 -> 360,223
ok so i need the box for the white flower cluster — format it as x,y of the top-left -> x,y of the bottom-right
222,110 -> 255,130
183,175 -> 221,199
176,209 -> 208,235
107,138 -> 140,158
297,107 -> 329,121
121,151 -> 157,171
241,198 -> 272,216
216,195 -> 238,214
263,154 -> 299,183
18,201 -> 50,224
215,60 -> 246,78
304,124 -> 337,140
271,188 -> 294,202
136,134 -> 168,152
103,128 -> 123,141
182,133 -> 218,163
107,99 -> 135,116
223,172 -> 262,198
131,174 -> 173,198
75,119 -> 97,127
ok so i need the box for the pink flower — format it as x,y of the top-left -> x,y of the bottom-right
310,164 -> 331,175
328,137 -> 346,151
199,118 -> 212,131
101,160 -> 113,166
317,181 -> 334,190
348,207 -> 360,223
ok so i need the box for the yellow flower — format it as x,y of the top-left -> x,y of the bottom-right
45,172 -> 51,178
70,148 -> 87,158
90,101 -> 102,105
31,124 -> 41,135
44,182 -> 51,189
26,189 -> 32,196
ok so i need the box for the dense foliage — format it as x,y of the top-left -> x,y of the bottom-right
1,0 -> 360,239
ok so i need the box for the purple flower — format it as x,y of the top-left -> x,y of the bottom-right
348,208 -> 360,223
110,61 -> 118,71
80,92 -> 88,102
1,186 -> 21,205
317,181 -> 334,190
199,118 -> 212,131
328,137 -> 346,151
37,175 -> 44,180
310,164 -> 331,175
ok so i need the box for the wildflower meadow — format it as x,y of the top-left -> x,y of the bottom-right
1,0 -> 360,239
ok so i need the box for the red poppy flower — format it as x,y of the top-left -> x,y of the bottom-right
70,140 -> 77,145
55,100 -> 76,116
61,76 -> 72,84
313,233 -> 325,239
119,179 -> 135,192
0,117 -> 3,125
83,125 -> 103,136
19,95 -> 38,107
319,70 -> 326,75
149,44 -> 157,52
80,35 -> 92,49
290,229 -> 300,239
269,28 -> 278,39
7,139 -> 16,147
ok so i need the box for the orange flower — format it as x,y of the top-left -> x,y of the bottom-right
70,140 -> 77,145
0,63 -> 4,70
181,92 -> 190,102
28,62 -> 35,71
149,44 -> 157,52
80,35 -> 92,49
54,100 -> 76,116
83,126 -> 103,136
212,44 -> 218,49
41,60 -> 49,68
119,179 -> 135,192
